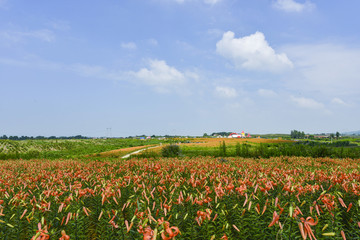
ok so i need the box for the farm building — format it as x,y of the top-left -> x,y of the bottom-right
228,132 -> 242,138
228,131 -> 251,138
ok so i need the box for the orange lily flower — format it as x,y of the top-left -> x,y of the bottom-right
59,230 -> 70,240
268,211 -> 280,228
138,226 -> 154,240
299,216 -> 318,240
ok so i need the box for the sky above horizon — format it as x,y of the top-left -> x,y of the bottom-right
1,0 -> 360,137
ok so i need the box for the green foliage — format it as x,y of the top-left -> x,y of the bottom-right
235,143 -> 240,156
336,131 -> 340,139
219,141 -> 226,157
1,157 -> 360,239
0,138 -> 164,160
290,129 -> 306,139
135,149 -> 160,159
161,144 -> 181,157
181,141 -> 360,159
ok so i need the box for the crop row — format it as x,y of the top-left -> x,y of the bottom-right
0,157 -> 360,239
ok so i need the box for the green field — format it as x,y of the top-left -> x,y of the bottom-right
1,137 -> 360,239
0,138 -> 164,160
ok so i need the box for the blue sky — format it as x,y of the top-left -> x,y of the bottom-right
1,0 -> 360,137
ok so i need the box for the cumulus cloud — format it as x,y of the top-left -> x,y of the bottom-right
273,0 -> 315,13
4,57 -> 194,94
215,86 -> 237,98
291,96 -> 324,109
131,59 -> 194,93
216,31 -> 293,72
257,89 -> 277,97
121,42 -> 137,50
71,59 -> 199,94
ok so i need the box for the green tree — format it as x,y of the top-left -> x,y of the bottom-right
290,130 -> 305,139
336,131 -> 340,139
330,133 -> 335,140
235,143 -> 241,156
219,141 -> 226,157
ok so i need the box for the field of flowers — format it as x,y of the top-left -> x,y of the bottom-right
0,138 -> 164,160
1,156 -> 360,239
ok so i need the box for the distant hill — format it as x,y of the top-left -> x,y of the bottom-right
342,130 -> 360,136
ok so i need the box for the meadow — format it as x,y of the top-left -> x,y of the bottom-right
1,137 -> 360,239
0,138 -> 164,160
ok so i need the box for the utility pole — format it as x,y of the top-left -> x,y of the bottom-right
106,128 -> 112,138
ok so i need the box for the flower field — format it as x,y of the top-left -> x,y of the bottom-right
1,157 -> 360,239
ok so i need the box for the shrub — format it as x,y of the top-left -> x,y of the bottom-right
235,143 -> 240,156
219,141 -> 226,157
161,144 -> 181,157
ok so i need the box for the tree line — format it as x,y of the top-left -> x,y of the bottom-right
0,135 -> 90,140
290,130 -> 306,139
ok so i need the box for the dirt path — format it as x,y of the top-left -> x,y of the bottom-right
121,145 -> 161,158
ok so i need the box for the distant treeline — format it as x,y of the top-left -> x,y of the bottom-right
290,130 -> 306,139
0,135 -> 90,140
210,132 -> 232,136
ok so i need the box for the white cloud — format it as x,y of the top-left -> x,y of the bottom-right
173,0 -> 221,5
216,31 -> 293,72
331,98 -> 347,106
0,56 -> 194,94
121,42 -> 137,50
257,89 -> 277,97
46,20 -> 70,31
273,0 -> 315,13
131,59 -> 191,93
147,38 -> 158,46
184,71 -> 200,81
70,60 -> 199,94
291,96 -> 324,109
215,86 -> 237,98
204,0 -> 221,5
1,29 -> 55,42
